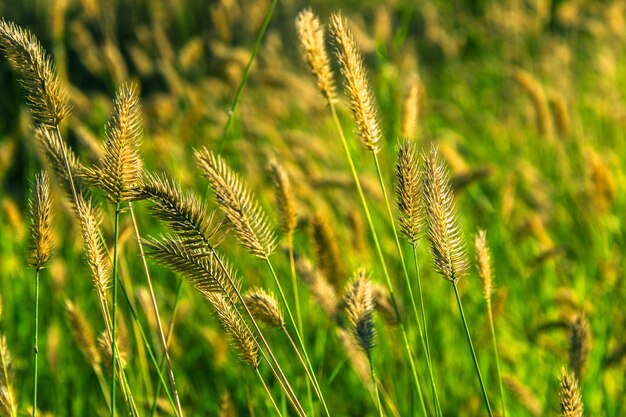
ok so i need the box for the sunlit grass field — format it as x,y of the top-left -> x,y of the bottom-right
0,1 -> 624,416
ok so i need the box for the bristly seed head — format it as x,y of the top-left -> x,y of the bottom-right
343,268 -> 376,354
329,12 -> 382,153
84,82 -> 143,203
295,9 -> 336,102
559,368 -> 584,417
475,229 -> 493,302
0,19 -> 71,127
28,171 -> 54,270
422,146 -> 468,282
396,140 -> 421,244
244,288 -> 284,328
75,196 -> 110,294
269,159 -> 297,236
195,148 -> 276,259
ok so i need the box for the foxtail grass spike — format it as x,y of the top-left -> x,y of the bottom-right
28,171 -> 53,270
343,269 -> 376,354
269,159 -> 297,236
559,368 -> 583,417
395,140 -> 421,244
75,196 -> 111,294
244,288 -> 284,329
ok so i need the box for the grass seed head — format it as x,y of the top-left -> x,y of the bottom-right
343,269 -> 376,354
396,140 -> 421,244
244,288 -> 284,328
28,171 -> 54,270
559,368 -> 584,417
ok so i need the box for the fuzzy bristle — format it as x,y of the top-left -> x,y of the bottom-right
85,82 -> 143,203
422,147 -> 468,282
343,269 -> 376,354
475,230 -> 493,302
569,312 -> 590,380
295,9 -> 336,101
28,171 -> 54,270
329,13 -> 381,153
396,140 -> 421,244
0,19 -> 70,127
195,148 -> 276,259
207,293 -> 260,368
269,159 -> 297,235
244,288 -> 284,328
65,299 -> 101,367
75,196 -> 110,294
559,368 -> 583,417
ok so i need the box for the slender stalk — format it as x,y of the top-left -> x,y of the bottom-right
128,202 -> 184,417
93,365 -> 113,415
110,202 -> 121,417
367,352 -> 384,417
256,367 -> 285,417
265,257 -> 330,417
372,154 -> 441,416
327,103 -> 428,416
217,0 -> 278,153
287,232 -> 303,335
32,268 -> 40,417
487,304 -> 507,417
452,282 -> 493,417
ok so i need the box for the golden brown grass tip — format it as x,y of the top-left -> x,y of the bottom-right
329,12 -> 381,153
311,213 -> 347,292
0,19 -> 70,127
511,68 -> 553,138
422,146 -> 468,282
85,82 -> 143,203
75,196 -> 110,294
475,229 -> 493,302
569,312 -> 590,380
196,148 -> 276,259
295,254 -> 339,318
396,140 -> 421,244
0,336 -> 17,417
343,268 -> 376,354
269,159 -> 297,235
28,171 -> 54,270
559,368 -> 584,417
401,74 -> 420,139
295,8 -> 336,101
64,299 -> 101,367
207,293 -> 260,368
244,288 -> 284,329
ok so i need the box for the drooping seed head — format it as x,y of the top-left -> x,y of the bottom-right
329,13 -> 382,153
0,19 -> 71,127
295,9 -> 336,101
396,140 -> 421,244
269,159 -> 297,235
244,288 -> 284,328
475,230 -> 493,302
28,171 -> 54,270
196,148 -> 276,259
422,146 -> 468,282
65,299 -> 101,366
343,269 -> 376,354
559,368 -> 583,417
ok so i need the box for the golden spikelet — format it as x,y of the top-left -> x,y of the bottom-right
502,374 -> 542,417
244,288 -> 284,328
401,74 -> 420,139
550,92 -> 571,137
98,331 -> 128,370
207,293 -> 260,368
64,299 -> 101,367
142,173 -> 223,251
343,269 -> 376,354
85,83 -> 143,203
195,148 -> 276,259
475,230 -> 493,303
511,69 -> 553,138
28,171 -> 54,270
422,147 -> 468,282
295,254 -> 338,318
559,368 -> 584,417
0,19 -> 70,127
269,159 -> 297,235
0,336 -> 17,417
569,312 -> 590,380
395,140 -> 421,244
295,9 -> 336,101
311,213 -> 346,292
329,13 -> 381,153
75,196 -> 110,294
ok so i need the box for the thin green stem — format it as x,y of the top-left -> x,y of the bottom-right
287,232 -> 303,336
111,202 -> 120,417
265,258 -> 330,417
487,303 -> 507,417
327,103 -> 428,416
367,352 -> 384,417
217,0 -> 278,153
452,282 -> 493,417
256,367 -> 284,417
128,202 -> 184,417
32,268 -> 40,417
372,154 -> 441,416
